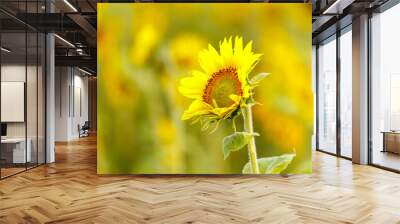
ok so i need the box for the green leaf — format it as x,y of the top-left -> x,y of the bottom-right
246,96 -> 256,106
223,132 -> 258,160
249,73 -> 270,86
242,154 -> 295,174
199,116 -> 218,131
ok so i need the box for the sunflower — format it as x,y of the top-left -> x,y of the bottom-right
178,36 -> 262,122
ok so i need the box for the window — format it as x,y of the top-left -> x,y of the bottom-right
312,45 -> 317,151
390,74 -> 400,130
0,2 -> 46,179
317,36 -> 337,154
371,3 -> 400,171
339,28 -> 352,158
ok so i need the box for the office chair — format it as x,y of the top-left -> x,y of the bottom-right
79,121 -> 90,138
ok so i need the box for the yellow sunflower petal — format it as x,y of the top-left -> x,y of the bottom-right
237,53 -> 263,83
233,36 -> 243,57
211,94 -> 241,118
229,94 -> 241,103
211,107 -> 231,117
178,70 -> 208,99
246,53 -> 263,74
243,40 -> 253,55
181,100 -> 213,120
198,44 -> 222,74
220,36 -> 233,64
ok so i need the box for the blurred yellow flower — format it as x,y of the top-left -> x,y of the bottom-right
157,118 -> 177,145
170,33 -> 207,69
130,24 -> 160,66
178,36 -> 262,121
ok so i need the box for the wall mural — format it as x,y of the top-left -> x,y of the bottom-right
98,3 -> 313,174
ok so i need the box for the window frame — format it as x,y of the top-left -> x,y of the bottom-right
367,0 -> 400,173
315,24 -> 353,161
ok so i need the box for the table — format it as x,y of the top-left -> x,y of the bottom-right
1,138 -> 31,164
382,131 -> 400,154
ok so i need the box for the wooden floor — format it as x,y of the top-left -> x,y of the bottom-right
1,136 -> 400,223
372,150 -> 400,171
1,167 -> 26,178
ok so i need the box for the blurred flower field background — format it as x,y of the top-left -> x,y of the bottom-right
97,3 -> 313,174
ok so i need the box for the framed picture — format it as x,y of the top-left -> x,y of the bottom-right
98,3 -> 312,174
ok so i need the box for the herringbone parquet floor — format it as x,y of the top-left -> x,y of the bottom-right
1,135 -> 400,224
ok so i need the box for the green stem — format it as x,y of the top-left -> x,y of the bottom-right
232,117 -> 237,132
242,104 -> 260,174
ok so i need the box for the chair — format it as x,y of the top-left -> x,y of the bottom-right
79,121 -> 90,138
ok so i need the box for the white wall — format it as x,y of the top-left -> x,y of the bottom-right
72,73 -> 89,138
1,63 -> 46,164
1,65 -> 34,137
55,67 -> 89,141
55,67 -> 70,141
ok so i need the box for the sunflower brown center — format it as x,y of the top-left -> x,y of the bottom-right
202,67 -> 243,108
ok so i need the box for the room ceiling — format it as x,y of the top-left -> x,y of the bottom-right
311,0 -> 389,43
0,0 -> 393,74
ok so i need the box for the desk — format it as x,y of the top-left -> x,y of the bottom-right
382,131 -> 400,154
1,138 -> 31,163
